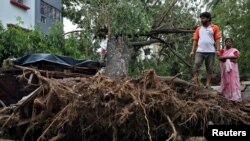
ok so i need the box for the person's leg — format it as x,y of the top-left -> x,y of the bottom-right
193,53 -> 204,86
206,74 -> 212,87
205,53 -> 215,87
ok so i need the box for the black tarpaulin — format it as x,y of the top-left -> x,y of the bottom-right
14,53 -> 103,68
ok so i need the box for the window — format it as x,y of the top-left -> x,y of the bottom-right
41,16 -> 46,23
40,1 -> 46,15
48,6 -> 53,18
144,48 -> 151,55
52,8 -> 56,19
56,10 -> 60,20
41,1 -> 61,21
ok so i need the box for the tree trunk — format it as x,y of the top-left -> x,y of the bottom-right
105,36 -> 130,81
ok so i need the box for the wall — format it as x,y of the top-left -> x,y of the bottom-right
0,0 -> 35,29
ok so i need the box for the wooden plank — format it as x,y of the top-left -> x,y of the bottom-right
14,86 -> 42,113
38,70 -> 93,78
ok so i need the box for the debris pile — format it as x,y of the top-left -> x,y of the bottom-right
0,67 -> 250,141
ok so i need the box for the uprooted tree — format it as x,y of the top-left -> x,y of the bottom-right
1,0 -> 250,141
1,67 -> 250,141
62,0 -> 201,80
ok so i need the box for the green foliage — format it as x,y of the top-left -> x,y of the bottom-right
0,21 -> 93,65
62,0 -> 153,36
0,17 -> 101,66
64,34 -> 82,58
0,25 -> 30,59
47,22 -> 65,54
0,21 -> 4,31
62,0 -> 200,77
29,27 -> 47,53
109,1 -> 152,35
211,0 -> 250,78
6,0 -> 245,80
64,33 -> 99,59
128,1 -> 197,78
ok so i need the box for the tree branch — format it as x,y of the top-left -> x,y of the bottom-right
156,0 -> 178,28
63,28 -> 194,37
150,36 -> 192,69
128,39 -> 160,46
63,30 -> 85,36
147,28 -> 194,36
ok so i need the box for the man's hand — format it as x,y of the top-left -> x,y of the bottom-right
216,50 -> 220,57
189,51 -> 195,57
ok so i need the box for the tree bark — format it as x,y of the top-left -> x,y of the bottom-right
105,36 -> 130,81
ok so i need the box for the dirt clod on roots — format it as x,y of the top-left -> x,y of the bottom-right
1,68 -> 250,141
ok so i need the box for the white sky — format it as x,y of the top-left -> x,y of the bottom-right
63,18 -> 79,33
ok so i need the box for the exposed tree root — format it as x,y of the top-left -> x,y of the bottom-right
0,68 -> 250,141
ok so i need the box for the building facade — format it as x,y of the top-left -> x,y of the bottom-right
0,0 -> 62,34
